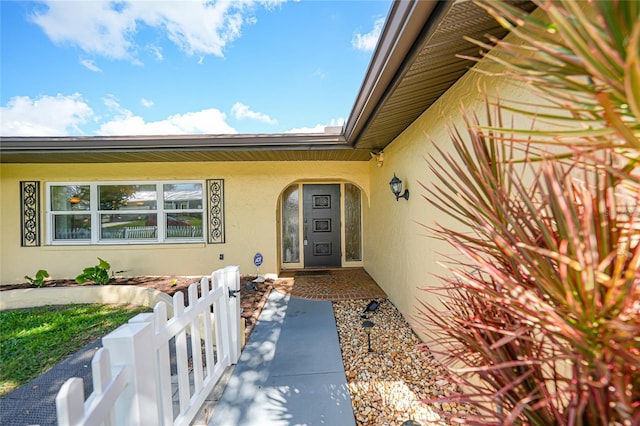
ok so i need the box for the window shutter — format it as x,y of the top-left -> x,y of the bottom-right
20,181 -> 41,247
207,179 -> 225,244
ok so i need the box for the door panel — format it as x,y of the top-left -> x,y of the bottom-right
303,184 -> 341,268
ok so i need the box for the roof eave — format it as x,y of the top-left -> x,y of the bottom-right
0,132 -> 348,154
343,0 -> 452,149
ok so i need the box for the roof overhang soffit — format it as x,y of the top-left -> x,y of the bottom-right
344,0 -> 453,149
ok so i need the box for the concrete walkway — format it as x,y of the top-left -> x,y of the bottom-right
0,289 -> 356,426
209,290 -> 356,426
0,340 -> 101,426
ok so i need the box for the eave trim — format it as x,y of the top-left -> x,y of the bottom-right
343,0 -> 453,149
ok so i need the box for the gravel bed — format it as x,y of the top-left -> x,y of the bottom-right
333,299 -> 470,425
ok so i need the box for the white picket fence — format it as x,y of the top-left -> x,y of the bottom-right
56,265 -> 241,426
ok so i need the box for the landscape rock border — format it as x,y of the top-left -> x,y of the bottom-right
333,299 -> 471,425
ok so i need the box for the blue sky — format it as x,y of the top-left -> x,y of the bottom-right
1,0 -> 391,137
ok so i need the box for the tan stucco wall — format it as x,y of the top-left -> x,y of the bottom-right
363,55 -> 530,341
0,161 -> 368,284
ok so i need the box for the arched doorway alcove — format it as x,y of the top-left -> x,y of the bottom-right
277,181 -> 366,271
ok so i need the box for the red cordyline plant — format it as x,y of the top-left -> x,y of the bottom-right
464,0 -> 640,174
415,0 -> 640,424
417,108 -> 639,424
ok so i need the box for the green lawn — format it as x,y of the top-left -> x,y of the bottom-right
0,304 -> 150,396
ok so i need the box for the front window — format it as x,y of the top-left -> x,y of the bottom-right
99,184 -> 157,241
47,181 -> 204,244
163,183 -> 204,239
50,185 -> 91,240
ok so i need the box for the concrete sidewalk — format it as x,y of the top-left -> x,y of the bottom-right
209,290 -> 356,426
0,290 -> 355,426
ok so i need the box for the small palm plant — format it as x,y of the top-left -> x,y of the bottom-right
417,0 -> 640,424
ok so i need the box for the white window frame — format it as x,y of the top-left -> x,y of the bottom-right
46,181 -> 205,245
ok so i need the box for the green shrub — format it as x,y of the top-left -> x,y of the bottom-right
24,269 -> 50,287
76,258 -> 111,285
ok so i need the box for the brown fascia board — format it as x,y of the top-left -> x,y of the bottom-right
0,132 -> 349,156
343,0 -> 453,149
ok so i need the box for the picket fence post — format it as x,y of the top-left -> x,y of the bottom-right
212,269 -> 231,369
101,321 -> 160,425
55,266 -> 243,426
56,378 -> 85,425
225,265 -> 241,363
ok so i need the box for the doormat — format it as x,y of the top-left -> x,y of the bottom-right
295,270 -> 331,277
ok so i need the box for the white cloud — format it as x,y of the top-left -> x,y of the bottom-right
31,1 -> 137,59
231,102 -> 277,125
286,118 -> 345,134
147,44 -> 163,61
103,95 -> 127,114
0,93 -> 238,136
312,69 -> 327,79
31,0 -> 288,61
352,17 -> 385,52
99,98 -> 236,135
80,59 -> 102,72
141,98 -> 154,108
0,93 -> 93,136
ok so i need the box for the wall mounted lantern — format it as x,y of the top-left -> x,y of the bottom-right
389,174 -> 409,201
